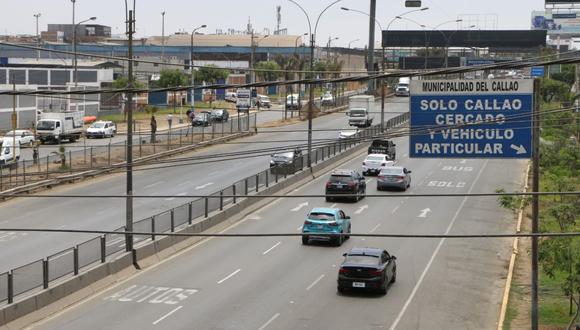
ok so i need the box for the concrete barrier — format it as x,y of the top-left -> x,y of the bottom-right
0,119 -> 408,327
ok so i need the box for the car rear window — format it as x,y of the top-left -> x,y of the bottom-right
380,168 -> 403,175
345,255 -> 379,265
308,212 -> 335,220
366,156 -> 383,161
329,175 -> 353,182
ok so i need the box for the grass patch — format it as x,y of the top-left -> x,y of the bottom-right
503,284 -> 524,330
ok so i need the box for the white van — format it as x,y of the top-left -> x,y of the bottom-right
286,94 -> 301,110
0,137 -> 21,167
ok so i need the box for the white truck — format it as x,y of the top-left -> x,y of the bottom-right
347,95 -> 375,128
236,88 -> 252,112
395,77 -> 410,96
36,111 -> 84,144
0,137 -> 20,168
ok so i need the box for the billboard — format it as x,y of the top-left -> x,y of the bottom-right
532,10 -> 580,34
546,0 -> 580,3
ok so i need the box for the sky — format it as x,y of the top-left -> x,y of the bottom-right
1,0 -> 545,48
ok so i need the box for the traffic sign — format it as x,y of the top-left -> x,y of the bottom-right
409,79 -> 533,158
530,66 -> 545,77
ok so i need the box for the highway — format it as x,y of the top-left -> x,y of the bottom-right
28,116 -> 527,329
0,98 -> 404,273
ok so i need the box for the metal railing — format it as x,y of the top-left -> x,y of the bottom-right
0,112 -> 409,305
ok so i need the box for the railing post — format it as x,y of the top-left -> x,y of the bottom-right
69,150 -> 72,172
170,210 -> 175,232
204,197 -> 209,218
233,184 -> 237,204
23,160 -> 26,185
100,235 -> 106,262
255,174 -> 259,192
8,271 -> 13,304
245,179 -> 248,196
265,171 -> 269,188
151,216 -> 156,241
46,155 -> 49,177
219,191 -> 224,211
108,143 -> 111,166
188,202 -> 193,225
73,246 -> 79,275
42,259 -> 49,289
315,149 -> 318,164
275,170 -> 278,183
90,147 -> 93,168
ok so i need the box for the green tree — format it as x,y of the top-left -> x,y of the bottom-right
540,78 -> 571,103
552,64 -> 576,86
194,65 -> 229,106
112,76 -> 145,89
154,69 -> 189,88
254,61 -> 282,82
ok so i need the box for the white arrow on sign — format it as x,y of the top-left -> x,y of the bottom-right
418,208 -> 431,218
291,202 -> 309,212
354,205 -> 369,214
510,144 -> 527,155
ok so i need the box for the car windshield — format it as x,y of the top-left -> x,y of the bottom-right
329,175 -> 352,182
349,110 -> 366,117
344,254 -> 380,265
91,123 -> 105,128
308,212 -> 335,221
366,156 -> 384,161
37,121 -> 55,130
398,83 -> 409,87
212,110 -> 223,115
381,168 -> 404,175
371,140 -> 389,147
272,152 -> 293,161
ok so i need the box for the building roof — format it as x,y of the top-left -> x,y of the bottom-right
147,33 -> 304,48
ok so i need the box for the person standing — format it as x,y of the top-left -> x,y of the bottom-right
150,115 -> 157,143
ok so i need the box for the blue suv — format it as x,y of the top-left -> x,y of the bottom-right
302,208 -> 351,246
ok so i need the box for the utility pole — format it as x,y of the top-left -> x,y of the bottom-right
34,13 -> 41,61
161,11 -> 165,69
125,9 -> 135,253
308,32 -> 315,169
531,78 -> 541,330
366,0 -> 376,92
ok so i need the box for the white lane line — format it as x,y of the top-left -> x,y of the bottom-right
152,305 -> 183,325
145,181 -> 164,189
291,202 -> 309,212
165,192 -> 187,201
262,242 -> 281,255
354,204 -> 369,214
258,313 -> 280,330
195,182 -> 214,190
369,223 -> 381,233
330,203 -> 337,208
297,225 -> 303,231
391,205 -> 400,214
217,268 -> 241,284
306,274 -> 325,291
366,178 -> 374,184
389,160 -> 488,330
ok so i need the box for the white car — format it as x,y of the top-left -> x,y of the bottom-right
362,154 -> 395,176
4,130 -> 35,147
321,91 -> 334,106
338,128 -> 360,139
86,121 -> 117,138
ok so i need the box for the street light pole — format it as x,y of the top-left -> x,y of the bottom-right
73,16 -> 96,87
366,0 -> 376,93
288,0 -> 342,170
190,25 -> 206,115
34,13 -> 41,60
161,11 -> 165,69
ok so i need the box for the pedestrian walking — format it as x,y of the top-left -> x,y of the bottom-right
150,115 -> 157,143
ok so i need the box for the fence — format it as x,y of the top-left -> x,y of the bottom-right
0,112 -> 409,305
0,113 -> 257,192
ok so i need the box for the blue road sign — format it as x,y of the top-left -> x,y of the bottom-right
531,66 -> 545,77
409,79 -> 533,158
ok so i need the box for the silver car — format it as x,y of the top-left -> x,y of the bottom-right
377,166 -> 411,191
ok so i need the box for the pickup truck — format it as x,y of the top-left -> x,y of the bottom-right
368,139 -> 396,160
36,111 -> 84,144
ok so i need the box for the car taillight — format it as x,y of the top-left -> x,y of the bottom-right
328,222 -> 339,227
378,175 -> 384,180
326,182 -> 332,188
347,181 -> 356,187
398,176 -> 405,180
304,220 -> 312,225
370,269 -> 383,276
339,267 -> 348,274
362,162 -> 366,166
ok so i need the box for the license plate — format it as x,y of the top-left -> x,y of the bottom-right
317,225 -> 324,229
337,184 -> 344,188
352,282 -> 365,288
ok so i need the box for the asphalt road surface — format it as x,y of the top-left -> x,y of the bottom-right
0,97 -> 405,273
29,119 -> 527,329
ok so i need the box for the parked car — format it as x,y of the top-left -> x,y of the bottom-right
85,121 -> 116,138
325,169 -> 366,202
338,128 -> 360,140
3,130 -> 35,147
362,154 -> 395,176
192,111 -> 212,126
270,149 -> 303,175
301,207 -> 351,246
337,247 -> 397,294
256,94 -> 272,108
321,91 -> 334,106
210,109 -> 229,122
377,166 -> 412,191
225,91 -> 237,103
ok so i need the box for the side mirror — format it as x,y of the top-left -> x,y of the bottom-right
345,216 -> 351,220
342,252 -> 347,257
407,170 -> 412,173
391,256 -> 397,260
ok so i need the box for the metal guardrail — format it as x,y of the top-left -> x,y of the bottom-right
0,111 -> 409,305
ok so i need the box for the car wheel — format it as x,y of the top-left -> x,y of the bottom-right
335,233 -> 343,246
378,284 -> 387,295
28,141 -> 34,148
302,235 -> 309,245
325,196 -> 332,202
390,270 -> 397,283
345,225 -> 351,240
337,286 -> 345,293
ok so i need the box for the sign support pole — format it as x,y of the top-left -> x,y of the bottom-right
531,78 -> 540,330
